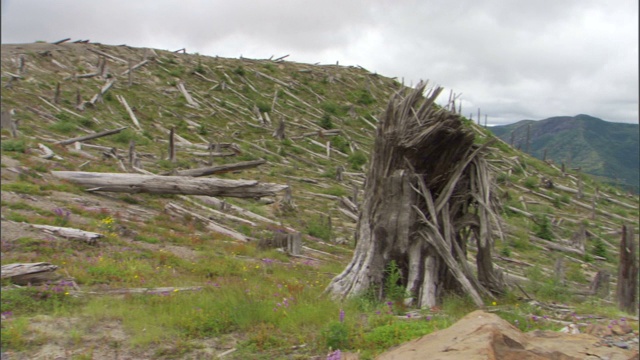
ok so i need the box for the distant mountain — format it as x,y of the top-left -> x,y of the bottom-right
489,114 -> 639,192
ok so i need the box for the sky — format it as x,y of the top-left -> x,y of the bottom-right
1,0 -> 638,126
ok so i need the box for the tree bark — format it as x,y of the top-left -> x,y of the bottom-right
617,224 -> 638,314
325,82 -> 504,308
51,171 -> 288,198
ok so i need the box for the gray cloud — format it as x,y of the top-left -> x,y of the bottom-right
1,0 -> 637,125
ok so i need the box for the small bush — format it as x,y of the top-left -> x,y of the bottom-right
1,139 -> 27,152
523,177 -> 538,189
256,101 -> 271,113
305,216 -> 331,241
534,215 -> 553,241
319,114 -> 334,130
592,238 -> 608,259
233,66 -> 245,76
347,151 -> 368,170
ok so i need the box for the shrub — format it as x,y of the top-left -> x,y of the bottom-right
347,151 -> 368,170
523,176 -> 538,189
256,101 -> 271,113
1,139 -> 27,152
592,238 -> 608,259
319,114 -> 334,130
233,66 -> 245,76
534,215 -> 553,241
305,216 -> 331,241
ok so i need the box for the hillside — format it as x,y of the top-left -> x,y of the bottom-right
489,114 -> 639,193
1,41 -> 639,359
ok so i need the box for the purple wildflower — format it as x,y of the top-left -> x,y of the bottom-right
339,309 -> 345,323
407,314 -> 412,319
262,258 -> 274,265
1,311 -> 13,319
426,316 -> 431,321
327,349 -> 341,360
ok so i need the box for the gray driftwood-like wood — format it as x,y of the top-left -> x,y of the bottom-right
55,126 -> 127,145
164,159 -> 266,177
89,79 -> 116,106
1,262 -> 60,285
325,82 -> 505,309
31,224 -> 103,244
177,81 -> 199,108
51,171 -> 288,198
616,224 -> 638,314
1,109 -> 18,137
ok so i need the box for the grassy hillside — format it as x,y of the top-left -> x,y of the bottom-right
1,41 -> 639,359
489,114 -> 639,193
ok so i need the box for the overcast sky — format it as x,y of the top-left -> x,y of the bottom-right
2,0 -> 638,125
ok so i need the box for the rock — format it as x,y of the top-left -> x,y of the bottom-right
611,324 -> 634,336
586,324 -> 613,337
376,310 -> 634,360
613,342 -> 630,349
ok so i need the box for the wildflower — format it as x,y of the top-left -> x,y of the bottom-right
386,301 -> 393,307
426,316 -> 432,321
407,314 -> 412,319
492,301 -> 497,306
1,311 -> 13,320
173,289 -> 179,292
339,309 -> 345,323
327,349 -> 341,360
65,292 -> 69,296
531,316 -> 538,321
262,258 -> 274,265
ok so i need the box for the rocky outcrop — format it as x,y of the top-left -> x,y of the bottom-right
376,310 -> 636,360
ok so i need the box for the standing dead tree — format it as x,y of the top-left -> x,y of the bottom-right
616,223 -> 638,314
325,82 -> 505,308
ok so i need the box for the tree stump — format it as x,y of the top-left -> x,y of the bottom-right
325,82 -> 504,308
590,270 -> 610,299
616,224 -> 638,314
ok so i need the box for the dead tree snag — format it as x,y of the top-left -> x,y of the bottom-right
325,82 -> 505,308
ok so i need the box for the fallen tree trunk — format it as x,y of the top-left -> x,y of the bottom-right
164,159 -> 266,177
55,126 -> 128,145
51,171 -> 288,198
31,224 -> 103,244
1,262 -> 60,285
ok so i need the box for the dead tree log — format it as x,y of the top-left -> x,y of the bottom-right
51,171 -> 288,198
31,224 -> 103,244
616,224 -> 638,314
55,126 -> 127,145
164,159 -> 266,177
325,82 -> 505,309
1,262 -> 60,285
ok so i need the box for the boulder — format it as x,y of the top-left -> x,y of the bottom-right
376,310 -> 635,360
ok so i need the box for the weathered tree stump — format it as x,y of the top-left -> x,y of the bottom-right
325,82 -> 504,308
590,270 -> 610,299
